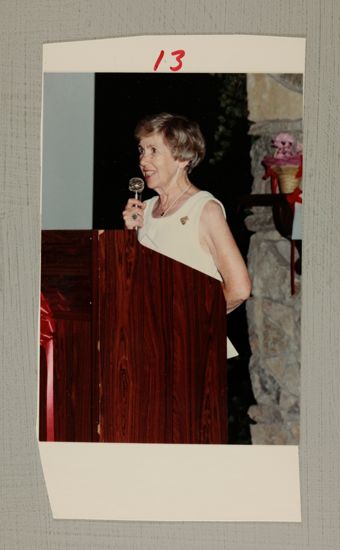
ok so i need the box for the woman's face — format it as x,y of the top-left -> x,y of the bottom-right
138,132 -> 187,191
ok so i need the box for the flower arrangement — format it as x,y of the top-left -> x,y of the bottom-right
262,133 -> 302,194
261,133 -> 303,295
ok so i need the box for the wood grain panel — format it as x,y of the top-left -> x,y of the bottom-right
53,319 -> 93,441
40,229 -> 228,443
98,230 -> 228,444
172,262 -> 227,443
40,230 -> 97,441
39,347 -> 47,441
98,231 -> 171,443
41,230 -> 93,318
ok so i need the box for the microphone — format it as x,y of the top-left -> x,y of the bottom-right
128,177 -> 144,200
128,177 -> 144,230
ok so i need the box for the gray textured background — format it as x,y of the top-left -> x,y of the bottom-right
1,1 -> 339,549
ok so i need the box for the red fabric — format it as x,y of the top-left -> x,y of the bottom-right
286,187 -> 302,210
40,293 -> 55,344
40,293 -> 55,441
262,158 -> 303,296
262,163 -> 303,206
295,157 -> 303,179
262,164 -> 280,194
291,241 -> 296,295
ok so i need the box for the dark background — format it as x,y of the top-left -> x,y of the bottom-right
93,72 -> 256,443
93,73 -> 252,228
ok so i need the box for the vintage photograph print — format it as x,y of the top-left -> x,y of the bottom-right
40,71 -> 303,445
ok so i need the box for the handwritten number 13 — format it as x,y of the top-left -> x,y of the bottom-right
153,49 -> 185,72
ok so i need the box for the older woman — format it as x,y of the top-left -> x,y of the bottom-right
123,113 -> 251,355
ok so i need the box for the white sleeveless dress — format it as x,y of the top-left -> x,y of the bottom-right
137,190 -> 238,358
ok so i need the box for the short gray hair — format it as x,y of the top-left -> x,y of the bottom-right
134,112 -> 206,173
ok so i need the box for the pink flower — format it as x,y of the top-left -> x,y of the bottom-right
272,133 -> 295,147
271,133 -> 296,159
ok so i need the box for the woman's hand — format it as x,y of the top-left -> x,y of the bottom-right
122,198 -> 146,230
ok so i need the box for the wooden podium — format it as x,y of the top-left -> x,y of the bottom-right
40,230 -> 228,444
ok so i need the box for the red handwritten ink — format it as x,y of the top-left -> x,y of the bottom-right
170,49 -> 185,72
153,50 -> 165,71
153,49 -> 186,72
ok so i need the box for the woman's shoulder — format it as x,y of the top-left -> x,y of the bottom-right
189,190 -> 226,217
194,189 -> 215,199
185,189 -> 215,206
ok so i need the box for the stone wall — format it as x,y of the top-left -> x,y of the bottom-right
246,75 -> 302,444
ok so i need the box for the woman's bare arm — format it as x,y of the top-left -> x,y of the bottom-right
199,200 -> 252,314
